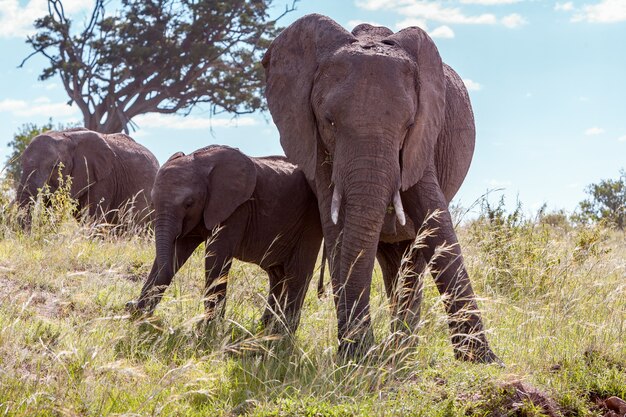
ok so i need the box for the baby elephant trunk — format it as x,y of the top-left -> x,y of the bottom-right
152,214 -> 180,301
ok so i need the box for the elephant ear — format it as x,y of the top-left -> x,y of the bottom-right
69,130 -> 115,198
262,14 -> 355,181
198,147 -> 257,232
385,27 -> 446,191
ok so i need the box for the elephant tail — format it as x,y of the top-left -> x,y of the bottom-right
317,244 -> 326,299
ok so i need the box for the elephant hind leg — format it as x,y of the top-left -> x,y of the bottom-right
261,266 -> 286,330
262,261 -> 312,335
377,242 -> 426,335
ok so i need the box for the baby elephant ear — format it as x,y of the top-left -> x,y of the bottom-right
263,14 -> 355,181
385,27 -> 446,191
198,147 -> 257,232
69,129 -> 115,198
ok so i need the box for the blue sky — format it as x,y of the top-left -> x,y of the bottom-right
1,0 -> 625,213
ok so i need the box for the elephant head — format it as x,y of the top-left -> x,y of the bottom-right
263,14 -> 449,350
150,146 -> 257,288
17,128 -> 115,219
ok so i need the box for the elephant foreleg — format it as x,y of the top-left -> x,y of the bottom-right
409,171 -> 500,364
203,251 -> 232,321
132,235 -> 202,314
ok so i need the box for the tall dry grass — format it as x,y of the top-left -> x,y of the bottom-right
0,182 -> 624,416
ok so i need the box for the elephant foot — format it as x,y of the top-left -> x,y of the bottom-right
125,300 -> 154,320
453,336 -> 504,366
260,312 -> 300,337
337,326 -> 375,360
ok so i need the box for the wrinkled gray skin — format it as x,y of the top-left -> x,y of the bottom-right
127,146 -> 323,333
263,14 -> 499,362
17,127 -> 158,226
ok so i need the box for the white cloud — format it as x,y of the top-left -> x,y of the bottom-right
347,19 -> 384,30
572,0 -> 626,22
395,17 -> 429,30
358,0 -> 527,31
554,1 -> 574,11
461,0 -> 521,4
584,127 -> 605,135
399,2 -> 499,25
485,179 -> 512,188
0,97 -> 77,118
463,78 -> 482,91
134,113 -> 258,130
501,13 -> 528,27
429,25 -> 455,38
618,135 -> 626,142
0,99 -> 27,113
355,0 -> 404,10
0,0 -> 94,39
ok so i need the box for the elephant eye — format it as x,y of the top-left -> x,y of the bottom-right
325,116 -> 335,127
183,197 -> 194,208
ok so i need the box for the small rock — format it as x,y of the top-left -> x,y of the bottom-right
605,396 -> 626,415
549,363 -> 562,372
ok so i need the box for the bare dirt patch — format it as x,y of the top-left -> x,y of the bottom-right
465,380 -> 563,417
0,276 -> 72,319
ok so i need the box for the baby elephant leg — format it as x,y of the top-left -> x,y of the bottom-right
261,265 -> 311,335
128,236 -> 202,315
202,250 -> 232,321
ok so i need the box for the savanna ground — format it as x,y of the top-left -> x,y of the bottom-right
0,182 -> 624,416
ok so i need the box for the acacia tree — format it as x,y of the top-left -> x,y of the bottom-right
21,0 -> 295,133
574,169 -> 626,230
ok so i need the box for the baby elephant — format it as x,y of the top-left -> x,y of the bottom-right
128,145 -> 323,333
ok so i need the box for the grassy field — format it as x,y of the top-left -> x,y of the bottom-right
0,187 -> 624,416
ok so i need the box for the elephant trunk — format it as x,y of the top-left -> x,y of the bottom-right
133,213 -> 180,313
332,140 -> 400,352
155,214 -> 179,282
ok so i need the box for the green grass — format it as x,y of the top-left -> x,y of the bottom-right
0,185 -> 624,416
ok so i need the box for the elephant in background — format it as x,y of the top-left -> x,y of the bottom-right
17,127 -> 158,226
127,145 -> 323,333
263,14 -> 499,362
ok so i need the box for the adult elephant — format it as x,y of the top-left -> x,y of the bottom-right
17,127 -> 158,226
263,14 -> 499,362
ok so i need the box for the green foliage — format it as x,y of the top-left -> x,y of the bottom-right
468,198 -> 559,299
24,167 -> 79,239
22,0 -> 296,133
536,205 -> 571,230
467,197 -> 613,300
573,169 -> 626,230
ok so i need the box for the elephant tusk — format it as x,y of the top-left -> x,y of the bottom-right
393,191 -> 406,226
331,186 -> 342,225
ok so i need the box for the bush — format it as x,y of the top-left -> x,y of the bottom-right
573,169 -> 626,230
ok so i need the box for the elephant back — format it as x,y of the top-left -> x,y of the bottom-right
104,133 -> 159,175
